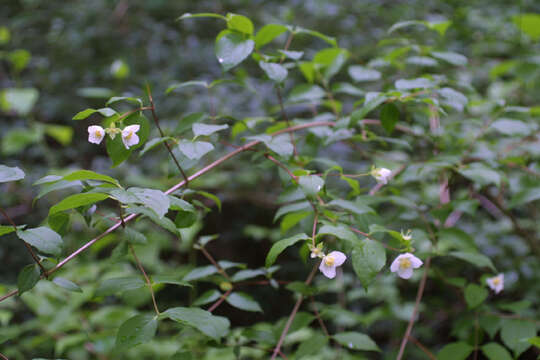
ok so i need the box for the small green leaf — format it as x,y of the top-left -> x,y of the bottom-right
395,78 -> 435,90
193,289 -> 222,306
52,277 -> 83,293
162,307 -> 230,341
231,269 -> 266,282
348,65 -> 381,82
500,319 -> 536,358
197,190 -> 222,212
255,24 -> 288,48
265,233 -> 310,267
512,13 -> 540,41
17,227 -> 63,257
288,84 -> 325,103
259,61 -> 288,83
437,342 -> 473,360
226,13 -> 254,35
192,123 -> 229,138
128,188 -> 170,219
380,103 -> 399,134
49,193 -> 109,216
352,240 -> 386,289
317,224 -> 357,243
177,13 -> 227,21
464,284 -> 488,309
225,292 -> 263,312
449,251 -> 496,272
327,199 -> 374,215
350,92 -> 387,125
0,165 -> 25,183
491,119 -> 531,136
215,32 -> 254,71
178,140 -> 214,160
296,333 -> 328,358
95,276 -> 146,297
298,175 -> 324,196
116,314 -> 157,348
481,342 -> 513,360
458,163 -> 501,187
431,51 -> 467,66
63,170 -> 119,185
0,225 -> 18,237
17,264 -> 40,295
333,332 -> 380,352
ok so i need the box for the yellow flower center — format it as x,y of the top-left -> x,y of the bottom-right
96,130 -> 102,137
324,256 -> 335,267
399,257 -> 411,269
125,131 -> 133,140
492,277 -> 501,285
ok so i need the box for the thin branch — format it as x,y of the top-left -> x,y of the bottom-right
310,296 -> 330,337
311,211 -> 319,247
349,227 -> 401,251
117,106 -> 152,122
146,84 -> 189,185
271,262 -> 319,360
396,257 -> 431,360
0,352 -> 8,360
0,206 -> 47,275
264,153 -> 298,181
0,120 -> 335,303
199,246 -> 231,281
208,289 -> 232,313
129,244 -> 160,315
408,335 -> 436,360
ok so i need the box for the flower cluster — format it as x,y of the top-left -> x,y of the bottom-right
88,124 -> 140,149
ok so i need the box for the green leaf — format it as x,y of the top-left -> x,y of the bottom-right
72,107 -> 116,120
395,78 -> 435,90
288,84 -> 325,103
17,264 -> 40,295
458,163 -> 501,187
0,165 -> 25,183
350,92 -> 388,125
231,269 -> 266,282
481,342 -> 513,360
352,240 -> 386,289
95,276 -> 146,297
177,12 -> 227,21
49,193 -> 109,216
274,201 -> 311,222
298,175 -> 324,196
437,342 -> 473,360
529,337 -> 540,349
255,24 -> 288,48
449,252 -> 496,272
162,307 -> 230,341
281,211 -> 311,233
0,225 -> 17,237
128,188 -> 170,219
52,277 -> 83,293
313,48 -> 349,80
333,332 -> 380,352
491,118 -> 531,136
192,123 -> 229,138
500,319 -> 535,358
317,224 -> 358,243
1,88 -> 39,115
17,227 -> 63,257
464,284 -> 488,309
259,61 -> 288,83
431,51 -> 467,66
380,103 -> 399,134
193,289 -> 222,306
294,27 -> 337,47
215,32 -> 254,71
286,282 -> 318,296
106,96 -> 142,107
265,233 -> 310,267
63,170 -> 119,185
327,199 -> 373,215
512,13 -> 540,41
296,333 -> 328,358
348,65 -> 381,82
226,13 -> 254,35
151,274 -> 192,287
166,80 -> 208,94
116,314 -> 157,348
178,139 -> 214,160
139,136 -> 175,156
225,292 -> 263,312
197,190 -> 222,212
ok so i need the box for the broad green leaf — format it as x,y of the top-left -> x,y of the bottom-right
52,277 -> 83,293
333,332 -> 380,352
225,292 -> 263,312
327,199 -> 373,215
215,32 -> 254,71
313,48 -> 349,80
106,96 -> 142,106
281,211 -> 311,233
193,289 -> 222,306
151,274 -> 192,287
192,123 -> 229,138
168,197 -> 195,212
395,78 -> 435,90
529,337 -> 540,349
95,276 -> 146,297
464,283 -> 488,309
295,333 -> 328,358
63,170 -> 119,185
126,206 -> 179,236
226,13 -> 254,35
317,224 -> 357,243
116,314 -> 157,348
166,81 -> 208,94
128,188 -> 170,219
481,342 -> 513,360
17,264 -> 40,295
0,165 -> 25,183
49,193 -> 109,216
500,319 -> 536,358
449,251 -> 496,272
438,87 -> 468,111
274,201 -> 311,222
178,139 -> 214,160
259,61 -> 288,83
458,163 -> 501,187
1,88 -> 39,115
231,269 -> 266,282
348,65 -> 381,82
72,107 -> 116,120
298,175 -> 324,196
255,24 -> 288,48
139,136 -> 176,156
265,233 -> 310,267
162,307 -> 230,341
352,240 -> 386,289
183,265 -> 219,282
431,51 -> 467,66
17,227 -> 63,257
512,13 -> 540,41
380,103 -> 399,134
170,351 -> 193,360
491,118 -> 531,136
437,342 -> 473,360
288,84 -> 325,102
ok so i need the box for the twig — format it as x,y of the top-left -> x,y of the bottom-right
129,244 -> 160,315
396,257 -> 431,360
0,206 -> 47,275
311,211 -> 319,247
199,246 -> 231,281
116,106 -> 152,122
265,154 -> 298,181
146,84 -> 189,185
310,296 -> 329,337
0,120 -> 336,303
0,351 -> 8,360
271,262 -> 319,360
408,335 -> 436,360
208,289 -> 232,313
349,227 -> 401,251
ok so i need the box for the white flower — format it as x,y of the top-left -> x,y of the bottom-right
486,274 -> 504,294
309,243 -> 324,259
121,124 -> 140,149
401,229 -> 412,242
319,251 -> 346,279
88,125 -> 105,144
371,167 -> 392,184
390,252 -> 423,279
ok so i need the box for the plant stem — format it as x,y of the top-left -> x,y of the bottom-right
199,246 -> 230,281
208,289 -> 232,313
264,153 -> 298,181
408,335 -> 436,360
129,244 -> 160,316
310,296 -> 329,337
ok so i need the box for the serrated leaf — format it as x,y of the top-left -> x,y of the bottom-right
17,227 -> 63,257
49,193 -> 109,216
116,314 -> 157,348
17,264 -> 40,295
0,165 -> 25,183
162,307 -> 230,341
128,188 -> 170,219
265,233 -> 310,267
215,32 -> 254,71
225,292 -> 262,312
333,332 -> 380,352
352,240 -> 386,289
52,277 -> 83,293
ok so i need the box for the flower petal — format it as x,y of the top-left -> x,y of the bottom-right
397,267 -> 413,279
409,254 -> 423,268
390,255 -> 402,272
122,124 -> 140,135
319,263 -> 336,279
328,251 -> 346,266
